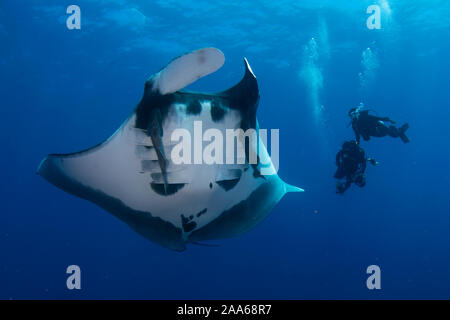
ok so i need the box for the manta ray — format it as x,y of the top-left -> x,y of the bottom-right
38,48 -> 303,251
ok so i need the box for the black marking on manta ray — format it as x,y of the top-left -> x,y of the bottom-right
189,179 -> 274,242
181,214 -> 197,232
251,163 -> 266,180
140,160 -> 165,172
136,81 -> 257,136
196,208 -> 207,218
135,90 -> 174,131
186,100 -> 202,115
210,101 -> 226,122
216,178 -> 240,191
151,183 -> 186,196
150,109 -> 165,140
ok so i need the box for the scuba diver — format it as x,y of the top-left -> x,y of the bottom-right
334,140 -> 378,194
348,103 -> 410,144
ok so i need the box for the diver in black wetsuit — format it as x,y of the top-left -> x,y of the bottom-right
349,105 -> 410,144
334,140 -> 378,194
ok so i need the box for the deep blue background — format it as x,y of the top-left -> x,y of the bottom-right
1,0 -> 449,299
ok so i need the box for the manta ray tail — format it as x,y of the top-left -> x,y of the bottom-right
190,241 -> 220,248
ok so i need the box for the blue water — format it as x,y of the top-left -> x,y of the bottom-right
1,0 -> 449,299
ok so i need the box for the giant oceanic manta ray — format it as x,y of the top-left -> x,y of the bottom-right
38,48 -> 303,251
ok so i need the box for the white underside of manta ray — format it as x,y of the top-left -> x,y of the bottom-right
38,48 -> 303,251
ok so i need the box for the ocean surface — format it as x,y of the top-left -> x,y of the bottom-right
1,0 -> 449,299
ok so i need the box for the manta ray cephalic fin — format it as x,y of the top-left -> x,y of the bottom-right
151,47 -> 225,95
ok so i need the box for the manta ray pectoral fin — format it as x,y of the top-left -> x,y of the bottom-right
285,183 -> 304,193
150,47 -> 225,95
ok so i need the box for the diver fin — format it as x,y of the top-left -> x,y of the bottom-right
399,123 -> 410,143
151,47 -> 225,95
